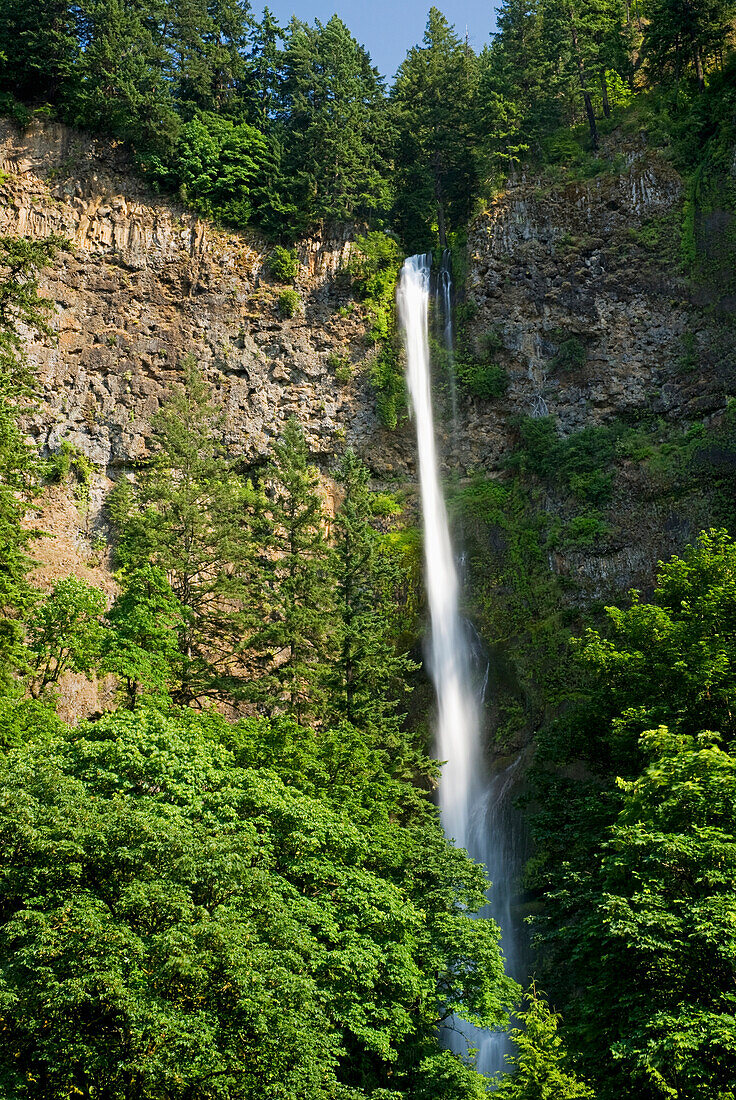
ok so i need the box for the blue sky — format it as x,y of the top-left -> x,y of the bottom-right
261,2 -> 499,82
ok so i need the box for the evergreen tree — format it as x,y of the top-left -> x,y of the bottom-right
72,0 -> 180,156
169,0 -> 252,118
391,8 -> 479,249
110,358 -> 259,703
475,1 -> 555,173
329,448 -> 415,739
0,0 -> 80,106
537,0 -> 625,149
0,237 -> 63,693
279,15 -> 393,229
254,417 -> 335,721
246,5 -> 284,128
643,0 -> 736,89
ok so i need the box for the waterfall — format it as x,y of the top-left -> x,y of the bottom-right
398,255 -> 484,846
398,254 -> 520,1078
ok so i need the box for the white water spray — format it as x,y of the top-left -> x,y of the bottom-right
399,254 -> 522,1078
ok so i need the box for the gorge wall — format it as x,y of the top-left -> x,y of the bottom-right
3,117 -> 734,718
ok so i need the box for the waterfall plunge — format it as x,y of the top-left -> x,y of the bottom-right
399,254 -> 517,1078
398,255 -> 484,845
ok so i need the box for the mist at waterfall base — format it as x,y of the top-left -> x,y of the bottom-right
398,255 -> 524,1079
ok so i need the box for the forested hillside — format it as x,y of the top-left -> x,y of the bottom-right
0,0 -> 735,1098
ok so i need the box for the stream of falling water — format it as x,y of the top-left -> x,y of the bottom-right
398,254 -> 520,1078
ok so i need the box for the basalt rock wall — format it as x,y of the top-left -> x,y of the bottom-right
3,118 -> 734,644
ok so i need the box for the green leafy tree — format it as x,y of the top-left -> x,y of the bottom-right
579,725 -> 736,1099
103,564 -> 184,707
494,987 -> 595,1098
0,396 -> 39,693
159,111 -> 269,225
0,706 -> 517,1098
254,416 -> 335,720
391,8 -> 479,249
110,358 -> 260,703
26,575 -> 107,699
529,530 -> 736,1099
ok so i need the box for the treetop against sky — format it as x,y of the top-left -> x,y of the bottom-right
265,0 -> 499,78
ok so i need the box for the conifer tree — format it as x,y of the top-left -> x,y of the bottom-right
169,0 -> 252,118
0,0 -> 80,105
329,448 -> 415,739
246,6 -> 284,128
110,357 -> 260,703
279,15 -> 393,229
391,8 -> 479,249
494,987 -> 595,1099
643,0 -> 735,89
72,0 -> 180,156
253,417 -> 335,721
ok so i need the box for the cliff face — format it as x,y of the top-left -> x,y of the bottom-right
463,142 -> 731,457
459,140 -> 734,603
3,118 -> 734,716
0,119 -> 413,483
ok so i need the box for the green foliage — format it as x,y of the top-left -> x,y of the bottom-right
252,416 -> 335,720
369,491 -> 403,517
508,417 -> 618,505
329,448 -> 417,739
350,232 -> 405,429
563,511 -> 610,548
0,237 -> 62,691
103,564 -> 184,708
529,530 -> 736,1099
391,8 -> 480,249
457,360 -> 509,399
146,113 -> 270,227
110,357 -> 260,703
25,575 -> 107,699
550,336 -> 587,372
0,705 -> 517,1099
494,987 -> 596,1099
278,287 -> 300,317
46,440 -> 94,505
268,244 -> 299,282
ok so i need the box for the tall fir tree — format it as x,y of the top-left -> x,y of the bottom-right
253,416 -> 335,721
279,15 -> 393,229
391,8 -> 479,249
110,357 -> 260,703
328,448 -> 415,740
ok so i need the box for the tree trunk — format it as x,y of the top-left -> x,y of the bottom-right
434,171 -> 447,250
570,18 -> 599,150
694,48 -> 705,91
